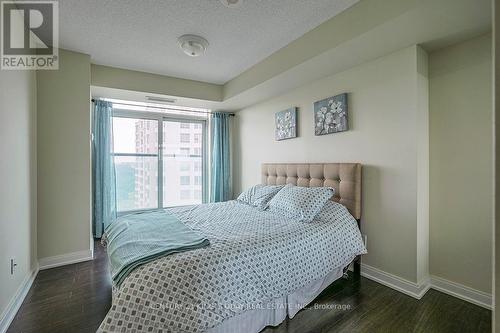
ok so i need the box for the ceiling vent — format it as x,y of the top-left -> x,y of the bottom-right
220,0 -> 242,8
177,35 -> 209,57
146,96 -> 176,104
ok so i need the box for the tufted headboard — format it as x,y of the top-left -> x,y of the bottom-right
261,163 -> 362,219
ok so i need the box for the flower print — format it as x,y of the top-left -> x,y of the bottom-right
331,101 -> 343,114
330,118 -> 338,130
284,111 -> 291,122
276,109 -> 297,139
315,96 -> 347,135
325,111 -> 334,125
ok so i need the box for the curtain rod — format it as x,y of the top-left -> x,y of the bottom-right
91,99 -> 235,116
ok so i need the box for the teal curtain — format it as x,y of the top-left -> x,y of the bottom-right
92,100 -> 117,238
210,112 -> 232,202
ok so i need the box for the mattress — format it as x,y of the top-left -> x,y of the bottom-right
98,200 -> 366,332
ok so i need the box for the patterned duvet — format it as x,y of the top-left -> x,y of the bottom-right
98,200 -> 366,332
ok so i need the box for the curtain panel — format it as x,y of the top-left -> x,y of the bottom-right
92,100 -> 117,237
210,112 -> 232,202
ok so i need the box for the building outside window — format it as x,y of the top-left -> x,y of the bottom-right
112,107 -> 206,212
180,190 -> 191,200
180,176 -> 190,185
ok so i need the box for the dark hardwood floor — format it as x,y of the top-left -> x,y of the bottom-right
7,241 -> 112,333
8,241 -> 491,333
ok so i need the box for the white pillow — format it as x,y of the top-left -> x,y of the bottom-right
315,200 -> 355,223
237,184 -> 284,210
266,184 -> 334,222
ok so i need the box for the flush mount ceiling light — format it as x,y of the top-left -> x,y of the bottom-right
177,35 -> 209,57
220,0 -> 242,8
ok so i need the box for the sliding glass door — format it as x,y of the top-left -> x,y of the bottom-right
113,117 -> 159,212
162,120 -> 205,207
112,111 -> 206,213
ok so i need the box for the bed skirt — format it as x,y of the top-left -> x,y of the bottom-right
207,265 -> 345,333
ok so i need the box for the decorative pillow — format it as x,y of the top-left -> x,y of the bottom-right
237,184 -> 284,210
266,184 -> 334,222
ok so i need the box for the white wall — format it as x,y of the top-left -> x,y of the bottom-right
91,64 -> 223,102
0,70 -> 37,324
429,33 -> 493,293
37,49 -> 93,262
234,46 -> 429,284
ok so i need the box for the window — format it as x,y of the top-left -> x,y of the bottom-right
113,118 -> 158,212
180,176 -> 190,185
112,114 -> 206,212
164,120 -> 204,206
180,133 -> 190,143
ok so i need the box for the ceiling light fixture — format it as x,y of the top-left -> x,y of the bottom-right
177,34 -> 209,57
220,0 -> 241,8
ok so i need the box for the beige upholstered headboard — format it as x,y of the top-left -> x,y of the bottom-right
261,163 -> 362,219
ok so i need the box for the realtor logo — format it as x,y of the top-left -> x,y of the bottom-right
1,0 -> 58,69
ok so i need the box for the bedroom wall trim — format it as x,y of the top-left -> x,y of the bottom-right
38,249 -> 94,270
361,264 -> 492,309
430,276 -> 492,309
361,264 -> 431,299
0,266 -> 39,333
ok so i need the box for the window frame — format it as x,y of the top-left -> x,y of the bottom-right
112,108 -> 208,215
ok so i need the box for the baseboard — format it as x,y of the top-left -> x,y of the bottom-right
38,249 -> 93,270
430,275 -> 492,309
361,264 -> 492,309
0,265 -> 39,333
361,264 -> 430,299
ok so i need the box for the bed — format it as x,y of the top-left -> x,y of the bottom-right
98,163 -> 365,333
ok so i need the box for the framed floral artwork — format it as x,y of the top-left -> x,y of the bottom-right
275,107 -> 297,141
314,93 -> 348,135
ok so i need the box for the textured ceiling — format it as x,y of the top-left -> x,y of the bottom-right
53,0 -> 359,84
